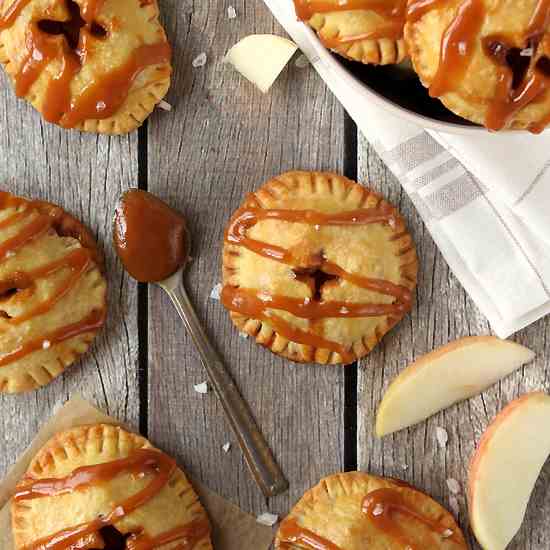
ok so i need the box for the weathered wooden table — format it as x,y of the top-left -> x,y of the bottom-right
1,1 -> 549,548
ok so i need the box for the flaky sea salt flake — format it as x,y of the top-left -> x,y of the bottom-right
157,100 -> 172,111
210,283 -> 222,300
222,442 -> 232,453
442,529 -> 454,539
194,381 -> 209,394
227,5 -> 237,19
192,52 -> 207,68
256,512 -> 279,526
435,426 -> 448,448
521,47 -> 534,57
372,503 -> 385,516
42,340 -> 51,350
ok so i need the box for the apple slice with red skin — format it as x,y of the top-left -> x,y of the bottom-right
468,392 -> 550,550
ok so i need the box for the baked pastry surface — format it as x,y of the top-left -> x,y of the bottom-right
0,192 -> 107,393
405,0 -> 550,132
0,0 -> 171,134
11,424 -> 213,550
293,0 -> 407,65
275,472 -> 467,549
221,171 -> 417,365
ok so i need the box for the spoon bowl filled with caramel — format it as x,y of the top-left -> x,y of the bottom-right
113,189 -> 288,498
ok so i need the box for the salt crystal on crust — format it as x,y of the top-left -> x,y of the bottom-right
227,5 -> 237,19
435,426 -> 448,448
193,52 -> 207,68
210,283 -> 222,300
194,381 -> 209,394
257,513 -> 279,526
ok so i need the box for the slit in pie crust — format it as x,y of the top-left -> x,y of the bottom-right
0,191 -> 107,393
405,0 -> 550,132
275,472 -> 468,549
293,0 -> 408,65
221,171 -> 418,366
11,424 -> 213,550
0,0 -> 172,134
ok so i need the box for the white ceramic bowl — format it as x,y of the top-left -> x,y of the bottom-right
300,22 -> 487,135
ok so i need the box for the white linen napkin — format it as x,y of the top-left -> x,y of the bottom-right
263,0 -> 550,338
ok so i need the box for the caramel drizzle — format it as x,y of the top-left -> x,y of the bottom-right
1,0 -> 171,128
427,0 -> 485,98
0,0 -> 32,31
16,449 -> 210,550
223,203 -> 411,361
408,0 -> 550,132
0,193 -> 101,367
278,488 -> 459,549
293,0 -> 406,46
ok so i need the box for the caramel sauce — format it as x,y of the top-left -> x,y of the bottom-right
0,0 -> 32,31
59,41 -> 171,128
0,308 -> 105,368
0,193 -> 103,367
293,0 -> 406,46
363,488 -> 461,547
428,0 -> 485,98
223,203 -> 411,362
114,189 -> 188,283
2,0 -> 171,128
278,487 -> 459,549
16,449 -> 210,550
408,0 -> 550,132
277,518 -> 342,550
9,248 -> 91,325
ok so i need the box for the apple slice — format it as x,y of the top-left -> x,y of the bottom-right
224,34 -> 298,93
376,336 -> 534,437
468,392 -> 550,550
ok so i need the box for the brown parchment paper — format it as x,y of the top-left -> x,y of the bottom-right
0,396 -> 275,550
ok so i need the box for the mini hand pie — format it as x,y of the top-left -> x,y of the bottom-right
405,0 -> 550,132
293,0 -> 407,65
12,424 -> 213,550
221,171 -> 417,365
0,0 -> 172,134
275,472 -> 468,549
0,192 -> 107,393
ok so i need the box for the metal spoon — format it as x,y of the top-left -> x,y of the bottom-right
114,189 -> 288,498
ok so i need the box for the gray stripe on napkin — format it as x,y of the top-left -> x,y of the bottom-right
383,133 -> 445,172
410,158 -> 460,191
513,159 -> 550,206
423,173 -> 482,219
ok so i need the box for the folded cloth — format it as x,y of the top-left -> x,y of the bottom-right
262,0 -> 550,338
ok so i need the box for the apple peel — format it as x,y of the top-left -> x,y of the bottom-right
224,34 -> 298,93
468,392 -> 550,550
376,336 -> 534,437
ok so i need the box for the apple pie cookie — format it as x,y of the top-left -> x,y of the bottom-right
293,0 -> 407,65
12,424 -> 213,550
275,472 -> 468,549
405,0 -> 550,132
0,192 -> 107,393
221,171 -> 417,365
0,0 -> 172,134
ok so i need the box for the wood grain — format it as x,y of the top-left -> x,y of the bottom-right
146,0 -> 346,516
0,71 -> 140,476
357,134 -> 550,549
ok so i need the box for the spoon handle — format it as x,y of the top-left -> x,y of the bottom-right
161,279 -> 289,498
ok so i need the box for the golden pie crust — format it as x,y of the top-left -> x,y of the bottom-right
12,424 -> 213,550
0,0 -> 172,134
308,9 -> 407,65
275,472 -> 468,549
221,171 -> 417,366
405,0 -> 550,131
0,192 -> 107,393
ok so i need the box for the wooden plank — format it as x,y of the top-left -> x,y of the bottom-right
147,0 -> 346,516
357,134 -> 550,549
0,71 -> 140,475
